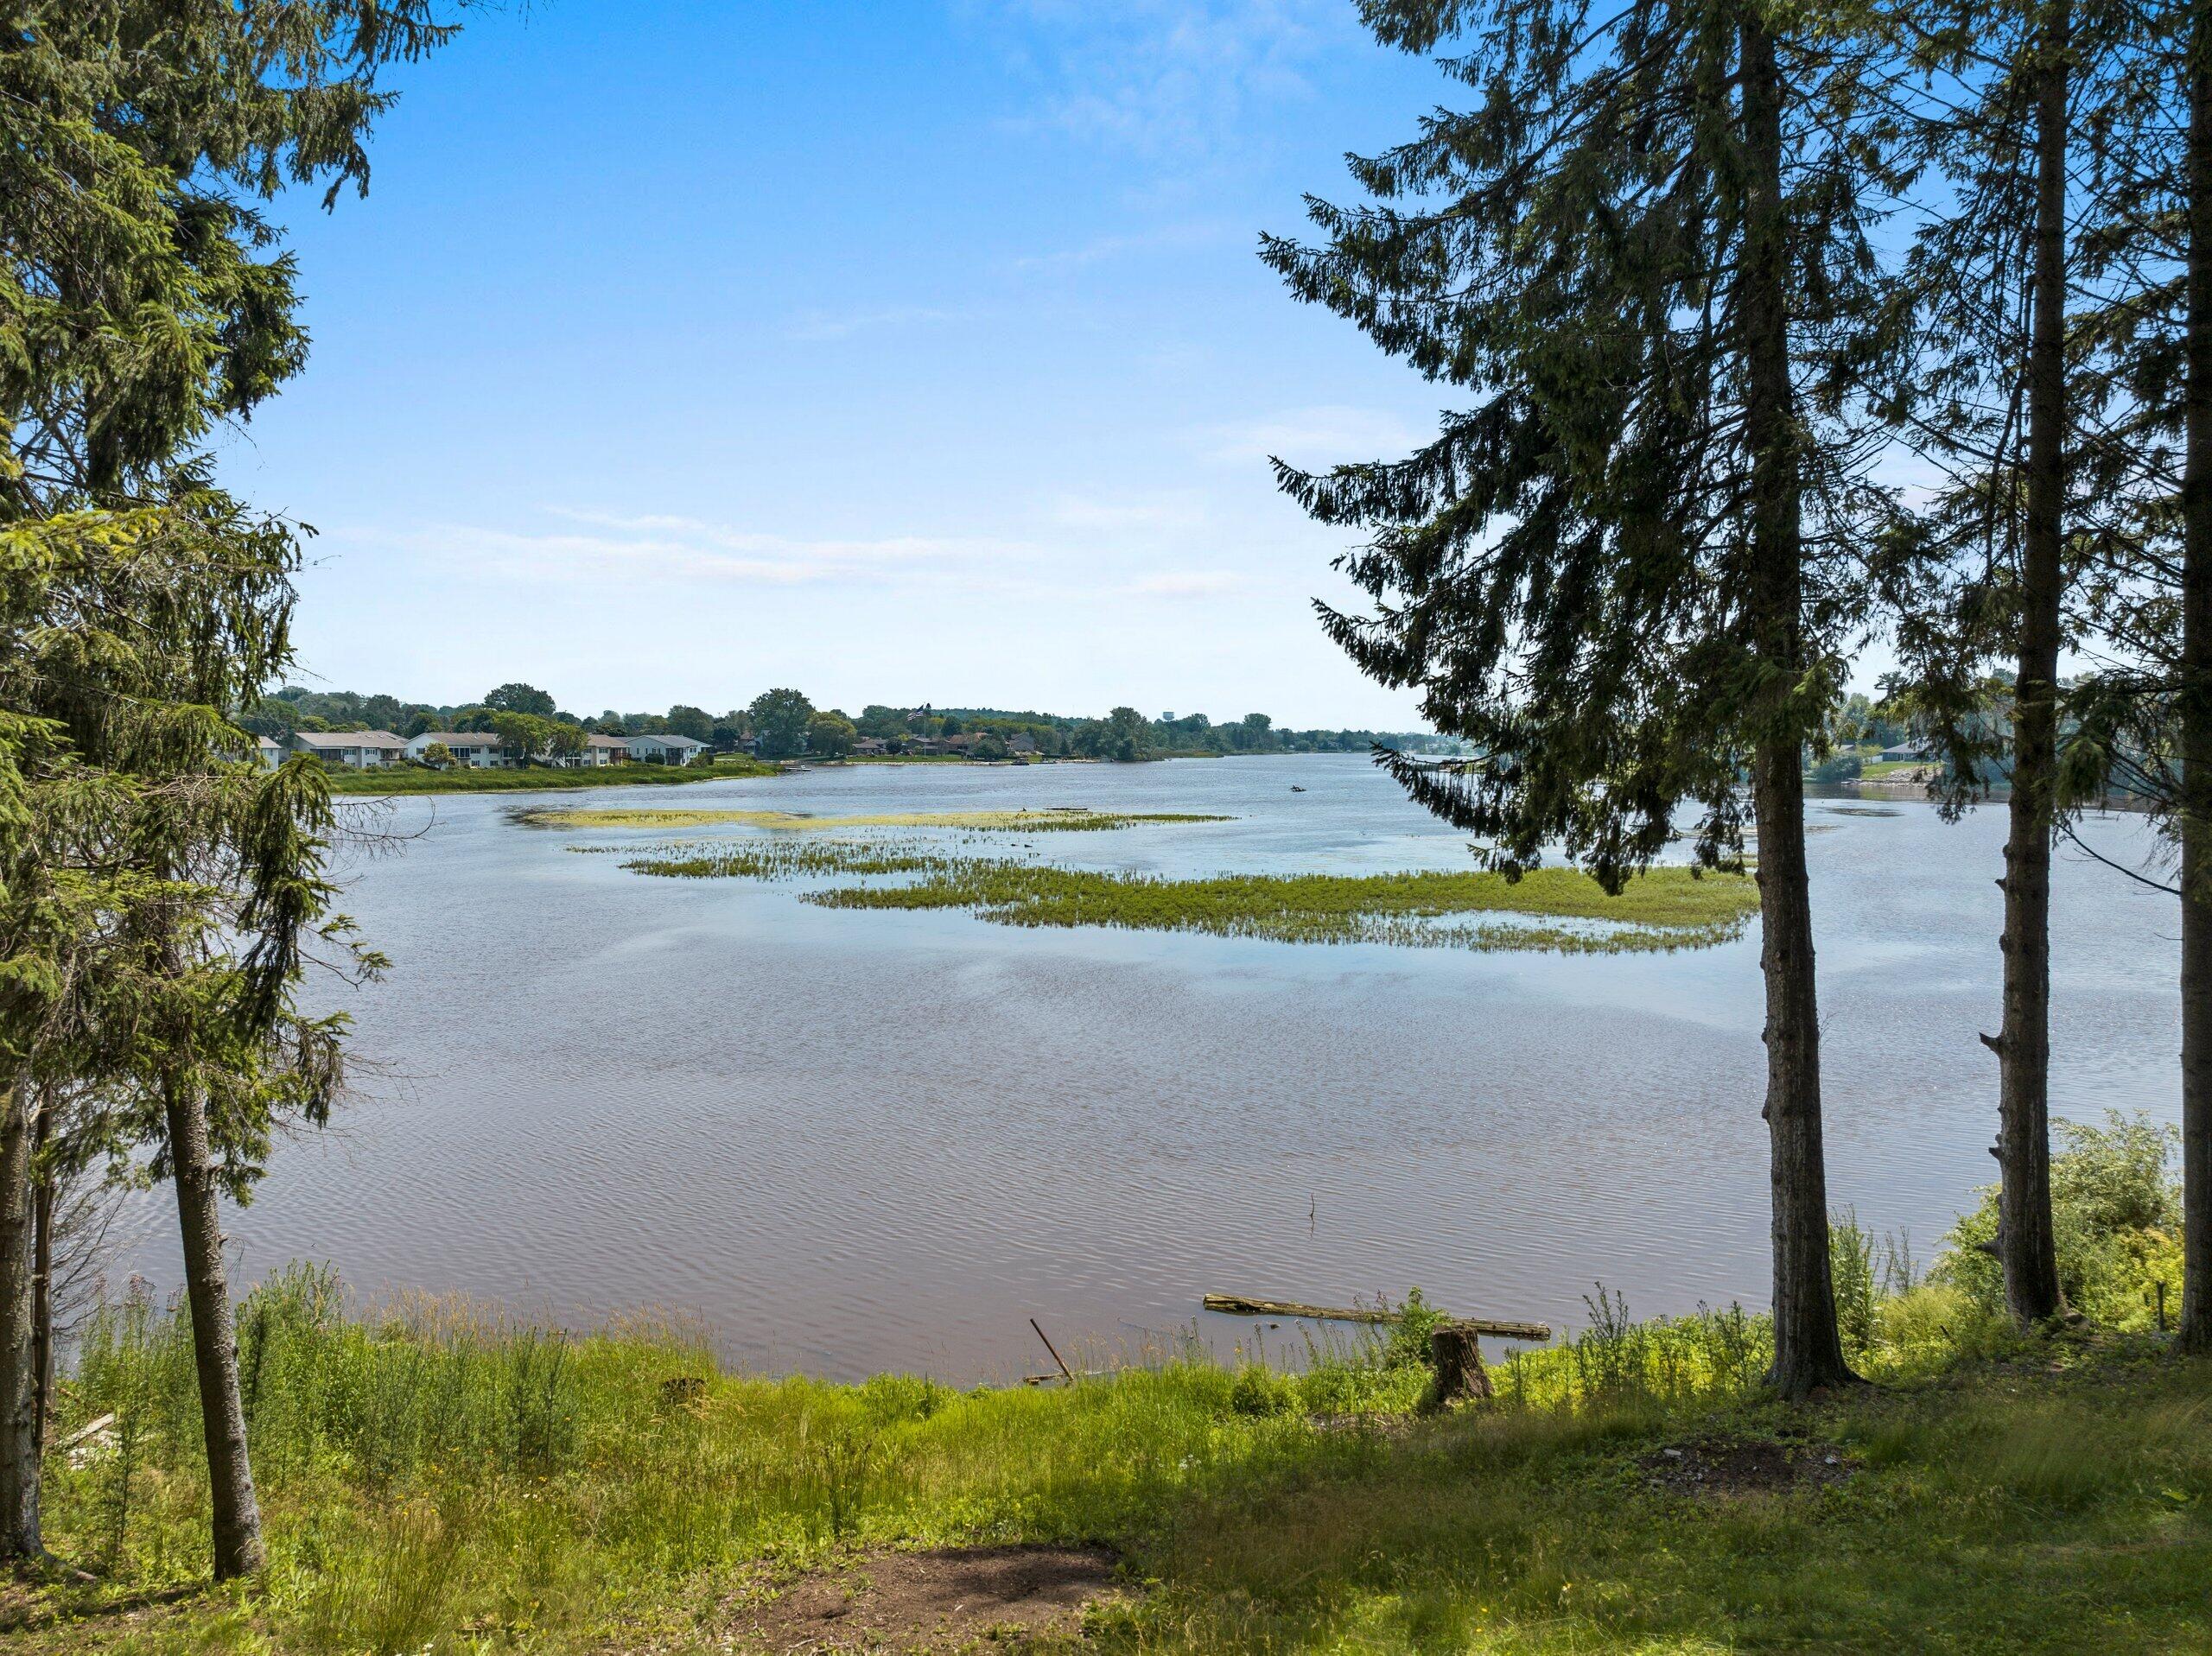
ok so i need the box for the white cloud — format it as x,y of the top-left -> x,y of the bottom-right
1195,404 -> 1429,467
1046,491 -> 1209,531
966,0 -> 1357,163
334,516 -> 1032,590
327,504 -> 1262,605
783,305 -> 963,343
1125,570 -> 1244,596
1012,220 -> 1234,275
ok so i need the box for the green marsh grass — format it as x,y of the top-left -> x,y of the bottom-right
802,861 -> 1759,952
607,834 -> 1758,954
620,841 -> 957,880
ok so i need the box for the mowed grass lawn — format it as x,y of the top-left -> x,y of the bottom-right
13,1268 -> 2210,1653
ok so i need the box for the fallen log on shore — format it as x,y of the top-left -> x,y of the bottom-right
1202,1293 -> 1550,1342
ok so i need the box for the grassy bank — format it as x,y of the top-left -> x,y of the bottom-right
325,760 -> 781,796
1855,760 -> 1937,781
18,1262 -> 2210,1653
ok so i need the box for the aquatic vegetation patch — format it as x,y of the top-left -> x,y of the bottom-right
620,835 -> 1761,953
519,806 -> 1230,832
622,840 -> 955,881
802,862 -> 1758,952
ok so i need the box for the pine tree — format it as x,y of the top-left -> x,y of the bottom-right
1266,0 -> 1909,1394
2049,0 -> 2212,1349
1885,0 -> 2168,1330
0,0 -> 454,1573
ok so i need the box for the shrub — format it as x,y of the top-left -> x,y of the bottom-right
1228,1366 -> 1300,1418
1381,1287 -> 1451,1372
1936,1112 -> 2180,1328
1808,751 -> 1864,783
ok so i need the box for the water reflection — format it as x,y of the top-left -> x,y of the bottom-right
128,758 -> 2177,1381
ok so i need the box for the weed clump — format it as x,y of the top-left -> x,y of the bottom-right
1936,1113 -> 2183,1330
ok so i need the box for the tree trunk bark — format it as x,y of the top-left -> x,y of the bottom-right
0,1078 -> 41,1560
164,1074 -> 264,1579
1991,0 -> 2070,1330
30,1158 -> 52,1468
1427,1323 -> 1493,1406
2180,0 -> 2212,1355
1740,14 -> 1858,1399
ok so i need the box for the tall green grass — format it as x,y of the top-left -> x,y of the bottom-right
26,1138 -> 2207,1652
30,1238 -> 2212,1653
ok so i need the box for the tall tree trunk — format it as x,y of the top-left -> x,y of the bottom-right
1990,0 -> 2070,1329
29,1146 -> 53,1466
2178,0 -> 2212,1355
0,1078 -> 41,1560
1740,14 -> 1857,1398
164,1074 -> 264,1579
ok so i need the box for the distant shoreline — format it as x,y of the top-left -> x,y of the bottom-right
325,758 -> 782,796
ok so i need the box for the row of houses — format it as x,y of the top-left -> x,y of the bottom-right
262,729 -> 710,769
855,730 -> 1039,758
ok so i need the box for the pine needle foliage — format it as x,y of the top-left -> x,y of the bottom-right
1262,0 -> 1908,884
1263,0 -> 1918,1394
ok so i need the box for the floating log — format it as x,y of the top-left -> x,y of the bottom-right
1202,1293 -> 1550,1342
1427,1322 -> 1494,1408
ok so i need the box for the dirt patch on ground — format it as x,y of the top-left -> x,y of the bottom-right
737,1545 -> 1120,1653
1640,1434 -> 1854,1496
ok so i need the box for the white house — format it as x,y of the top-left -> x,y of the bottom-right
404,731 -> 510,768
254,735 -> 286,769
622,732 -> 707,765
574,733 -> 631,767
289,729 -> 407,768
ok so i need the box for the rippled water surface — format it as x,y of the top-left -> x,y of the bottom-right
130,756 -> 2176,1380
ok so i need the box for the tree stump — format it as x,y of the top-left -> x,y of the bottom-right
1428,1322 -> 1493,1408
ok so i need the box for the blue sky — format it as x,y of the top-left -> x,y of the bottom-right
219,1 -> 1467,726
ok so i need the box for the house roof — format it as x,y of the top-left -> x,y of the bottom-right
631,732 -> 704,748
291,729 -> 406,749
585,733 -> 630,748
414,731 -> 504,748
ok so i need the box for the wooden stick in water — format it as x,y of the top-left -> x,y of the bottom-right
1029,1317 -> 1076,1381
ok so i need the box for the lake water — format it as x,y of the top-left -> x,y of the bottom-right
129,755 -> 2177,1381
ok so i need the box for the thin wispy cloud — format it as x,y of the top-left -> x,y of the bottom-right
969,0 -> 1355,164
1196,405 -> 1430,467
783,305 -> 963,343
327,507 -> 1268,606
336,516 -> 1033,589
1126,569 -> 1244,596
1012,220 -> 1233,275
1046,491 -> 1209,531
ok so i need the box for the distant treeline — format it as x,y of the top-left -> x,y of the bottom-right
244,684 -> 1460,762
